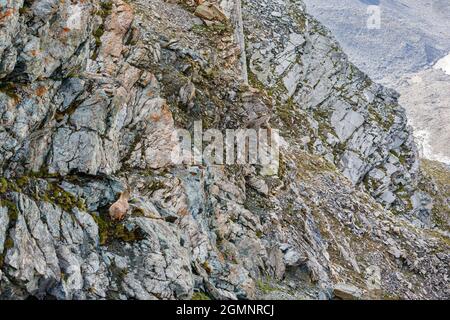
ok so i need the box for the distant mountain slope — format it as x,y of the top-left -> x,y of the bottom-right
398,68 -> 450,164
434,53 -> 450,75
303,0 -> 450,84
303,0 -> 450,165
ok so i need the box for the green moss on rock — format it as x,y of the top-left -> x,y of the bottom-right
91,212 -> 144,246
191,292 -> 211,300
97,1 -> 113,19
0,178 -> 7,194
43,183 -> 79,212
0,199 -> 19,222
256,279 -> 278,294
3,237 -> 14,250
1,174 -> 87,214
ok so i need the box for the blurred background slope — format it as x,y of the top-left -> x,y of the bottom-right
303,0 -> 450,164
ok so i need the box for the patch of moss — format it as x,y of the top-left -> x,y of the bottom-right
93,31 -> 104,46
363,174 -> 381,193
247,70 -> 267,93
289,7 -> 307,31
91,213 -> 109,245
76,198 -> 87,212
28,167 -> 60,179
382,292 -> 400,300
61,272 -> 69,282
91,212 -> 144,246
368,106 -> 385,127
66,71 -> 82,79
91,1 -> 112,60
3,237 -> 14,250
16,176 -> 29,188
93,25 -> 105,47
191,292 -> 211,300
147,180 -> 165,194
191,24 -> 209,34
295,152 -> 336,180
256,279 -> 278,294
115,266 -> 129,281
113,224 -> 143,242
97,1 -> 113,19
0,199 -> 19,222
210,23 -> 232,35
2,173 -> 86,213
390,150 -> 407,165
9,181 -> 21,193
43,183 -> 79,212
0,178 -> 7,194
277,153 -> 287,181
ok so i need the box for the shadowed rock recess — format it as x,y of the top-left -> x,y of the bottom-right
0,0 -> 448,300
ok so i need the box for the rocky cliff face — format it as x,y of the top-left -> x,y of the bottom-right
302,0 -> 450,167
0,0 -> 448,300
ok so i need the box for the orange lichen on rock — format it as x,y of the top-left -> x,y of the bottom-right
36,86 -> 48,97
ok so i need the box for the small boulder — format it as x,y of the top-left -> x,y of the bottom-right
247,176 -> 269,196
333,283 -> 363,300
194,2 -> 227,22
283,249 -> 307,267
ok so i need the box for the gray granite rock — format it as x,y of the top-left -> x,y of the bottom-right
0,0 -> 448,301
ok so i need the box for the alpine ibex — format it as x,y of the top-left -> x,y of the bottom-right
109,187 -> 131,221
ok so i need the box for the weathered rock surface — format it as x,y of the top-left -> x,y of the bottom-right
0,0 -> 448,300
195,1 -> 227,22
302,0 -> 450,170
244,0 -> 420,214
333,283 -> 362,300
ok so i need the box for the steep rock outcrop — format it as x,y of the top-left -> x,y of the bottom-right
244,0 -> 420,214
0,0 -> 448,300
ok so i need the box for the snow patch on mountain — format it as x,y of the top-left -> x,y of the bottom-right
434,53 -> 450,75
